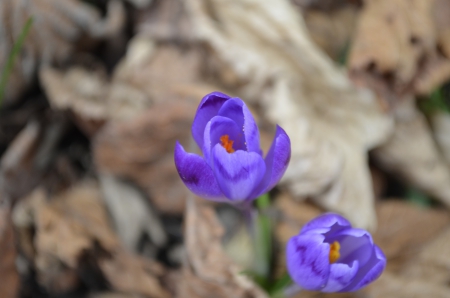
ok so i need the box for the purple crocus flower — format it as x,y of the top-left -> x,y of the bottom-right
286,213 -> 386,292
174,91 -> 291,203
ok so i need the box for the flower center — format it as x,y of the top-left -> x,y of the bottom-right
220,135 -> 235,153
329,241 -> 340,264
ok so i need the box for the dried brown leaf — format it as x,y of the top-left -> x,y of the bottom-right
349,0 -> 450,99
179,197 -> 267,298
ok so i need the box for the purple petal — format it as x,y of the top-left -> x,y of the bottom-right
341,246 -> 386,292
322,261 -> 359,292
202,116 -> 246,165
211,144 -> 265,201
174,141 -> 225,201
286,234 -> 330,291
329,229 -> 374,268
301,213 -> 352,235
218,98 -> 261,154
192,92 -> 231,150
250,125 -> 291,197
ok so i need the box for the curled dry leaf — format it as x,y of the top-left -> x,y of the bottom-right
184,0 -> 392,229
179,197 -> 267,298
373,100 -> 450,208
0,0 -> 124,105
349,0 -> 450,100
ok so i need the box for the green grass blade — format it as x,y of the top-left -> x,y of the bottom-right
0,17 -> 34,106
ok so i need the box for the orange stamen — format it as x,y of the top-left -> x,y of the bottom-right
220,135 -> 235,153
329,241 -> 340,264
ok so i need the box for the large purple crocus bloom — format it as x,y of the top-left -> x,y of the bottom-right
174,91 -> 291,203
286,213 -> 386,292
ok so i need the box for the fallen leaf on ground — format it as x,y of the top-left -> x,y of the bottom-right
179,197 -> 267,298
349,0 -> 450,101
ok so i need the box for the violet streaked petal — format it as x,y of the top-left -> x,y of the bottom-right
211,144 -> 265,201
286,234 -> 330,291
174,142 -> 225,201
341,246 -> 386,292
322,261 -> 359,293
300,213 -> 352,235
251,125 -> 291,198
192,92 -> 231,150
218,98 -> 261,154
202,116 -> 246,164
330,229 -> 373,268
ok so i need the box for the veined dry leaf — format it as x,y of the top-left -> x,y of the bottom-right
0,0 -> 125,105
373,100 -> 450,208
179,197 -> 267,298
185,0 -> 392,229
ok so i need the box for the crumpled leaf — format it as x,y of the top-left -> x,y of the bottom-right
0,0 -> 124,105
349,0 -> 450,100
184,0 -> 392,229
373,100 -> 450,208
179,197 -> 267,298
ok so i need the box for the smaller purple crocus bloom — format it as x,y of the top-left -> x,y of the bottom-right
286,213 -> 386,292
174,91 -> 291,203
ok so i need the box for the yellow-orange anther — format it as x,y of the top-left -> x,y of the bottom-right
220,135 -> 235,153
329,241 -> 340,264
